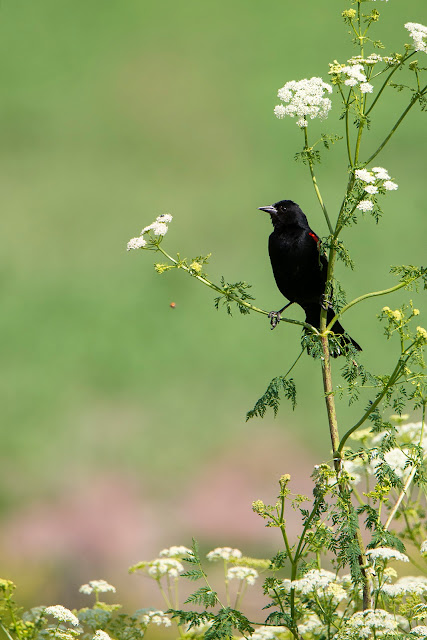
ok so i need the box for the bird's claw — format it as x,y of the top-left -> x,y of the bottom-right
321,294 -> 331,311
268,311 -> 281,330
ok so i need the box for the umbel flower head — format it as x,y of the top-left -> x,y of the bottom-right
127,213 -> 173,251
405,22 -> 427,53
274,77 -> 332,128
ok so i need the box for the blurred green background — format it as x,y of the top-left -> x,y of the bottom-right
0,0 -> 426,612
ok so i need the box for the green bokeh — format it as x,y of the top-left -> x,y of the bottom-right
0,0 -> 426,602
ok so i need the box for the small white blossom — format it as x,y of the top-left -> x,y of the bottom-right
405,22 -> 427,53
382,576 -> 427,597
274,77 -> 332,126
141,214 -> 173,236
207,547 -> 242,561
342,64 -> 367,87
151,222 -> 168,236
249,626 -> 288,640
360,82 -> 374,94
156,213 -> 173,223
79,580 -> 116,595
383,180 -> 398,191
127,236 -> 146,251
93,632 -> 111,640
355,169 -> 375,183
411,626 -> 427,637
298,614 -> 323,636
339,609 -> 397,638
371,166 -> 390,180
357,200 -> 374,212
383,448 -> 410,478
292,569 -> 336,595
159,545 -> 193,558
342,459 -> 364,485
364,185 -> 378,195
139,610 -> 172,627
44,606 -> 80,627
421,540 -> 427,556
227,567 -> 258,585
147,558 -> 184,578
366,547 -> 409,563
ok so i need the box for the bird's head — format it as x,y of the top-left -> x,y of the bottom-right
258,200 -> 308,229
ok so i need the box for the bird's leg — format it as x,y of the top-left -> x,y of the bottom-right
268,302 -> 294,330
321,293 -> 331,311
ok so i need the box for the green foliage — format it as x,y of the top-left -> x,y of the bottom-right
246,376 -> 296,420
213,278 -> 255,316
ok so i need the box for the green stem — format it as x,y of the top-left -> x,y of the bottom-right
326,279 -> 415,332
304,128 -> 333,234
365,84 -> 427,165
365,52 -> 415,117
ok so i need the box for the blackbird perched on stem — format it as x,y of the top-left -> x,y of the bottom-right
258,199 -> 362,354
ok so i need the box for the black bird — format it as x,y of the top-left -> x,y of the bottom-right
258,199 -> 361,354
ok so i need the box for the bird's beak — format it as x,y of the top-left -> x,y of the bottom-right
258,205 -> 277,214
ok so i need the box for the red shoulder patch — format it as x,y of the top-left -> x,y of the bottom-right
309,231 -> 319,242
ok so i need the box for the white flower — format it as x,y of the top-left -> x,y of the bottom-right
371,166 -> 390,180
156,213 -> 173,223
274,77 -> 332,126
366,547 -> 409,563
324,582 -> 348,603
383,180 -> 398,191
147,558 -> 184,578
298,614 -> 323,636
382,576 -> 427,597
44,606 -> 80,627
342,64 -> 367,87
249,626 -> 288,640
206,547 -> 242,561
355,169 -> 375,183
357,200 -> 374,212
127,236 -> 146,251
292,569 -> 336,595
227,567 -> 258,585
411,626 -> 427,637
421,540 -> 427,556
360,82 -> 374,94
79,580 -> 116,595
151,222 -> 168,236
141,214 -> 173,236
93,632 -> 112,640
139,610 -> 172,627
340,609 -> 397,638
342,459 -> 364,485
159,545 -> 193,558
383,448 -> 410,477
405,22 -> 427,53
364,185 -> 378,195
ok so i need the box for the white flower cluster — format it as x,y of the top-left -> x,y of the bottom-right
139,610 -> 172,627
411,626 -> 427,637
421,539 -> 427,556
127,213 -> 173,251
206,547 -> 243,561
248,626 -> 288,640
44,605 -> 80,627
159,545 -> 193,558
147,557 -> 184,578
338,609 -> 397,639
354,166 -> 398,212
274,77 -> 332,128
329,60 -> 373,94
366,547 -> 409,563
382,575 -> 427,597
405,22 -> 427,53
227,566 -> 258,585
93,631 -> 112,640
79,580 -> 116,595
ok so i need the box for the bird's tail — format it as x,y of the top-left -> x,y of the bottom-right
303,304 -> 362,355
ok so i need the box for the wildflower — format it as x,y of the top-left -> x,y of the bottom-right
292,569 -> 336,595
355,169 -> 375,183
141,214 -> 173,236
147,558 -> 184,578
207,547 -> 242,561
340,64 -> 367,88
274,77 -> 332,126
190,261 -> 203,274
413,309 -> 420,316
405,22 -> 427,53
357,200 -> 374,212
127,237 -> 146,251
139,610 -> 172,627
342,459 -> 364,485
382,576 -> 427,597
364,185 -> 378,195
159,545 -> 193,558
324,582 -> 348,603
151,222 -> 168,236
416,326 -> 427,342
227,567 -> 258,585
93,632 -> 112,640
371,166 -> 390,180
297,614 -> 323,636
360,82 -> 374,94
44,606 -> 80,627
421,540 -> 427,556
338,609 -> 397,639
342,9 -> 356,19
383,180 -> 398,191
249,626 -> 288,640
411,626 -> 427,637
79,580 -> 116,595
366,547 -> 409,563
